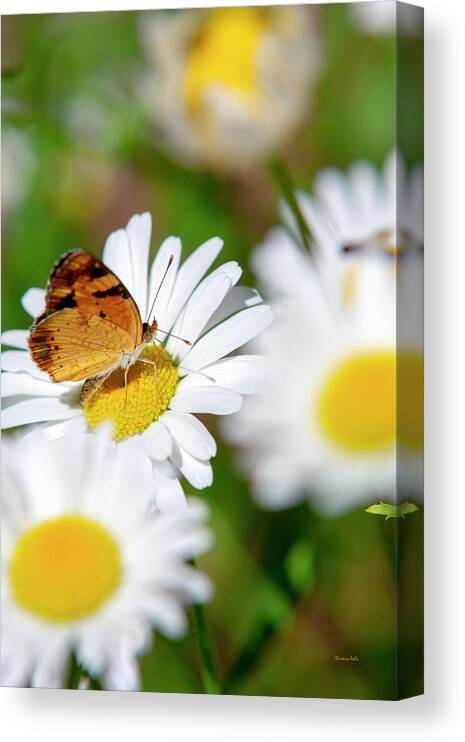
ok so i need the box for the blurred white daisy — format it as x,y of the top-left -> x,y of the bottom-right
1,212 -> 272,508
1,429 -> 213,690
140,5 -> 320,168
224,242 -> 423,514
269,150 -> 423,309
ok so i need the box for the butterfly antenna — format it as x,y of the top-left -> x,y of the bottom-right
178,366 -> 215,382
146,255 -> 174,325
156,328 -> 192,346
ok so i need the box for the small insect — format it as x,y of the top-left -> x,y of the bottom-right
365,501 -> 419,520
28,249 -> 190,404
341,228 -> 423,258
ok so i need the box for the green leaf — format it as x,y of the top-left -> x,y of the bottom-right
365,501 -> 419,520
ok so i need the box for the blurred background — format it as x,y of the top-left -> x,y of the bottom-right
2,3 -> 423,699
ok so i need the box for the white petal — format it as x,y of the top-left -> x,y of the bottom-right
147,236 -> 182,325
201,355 -> 268,394
1,350 -> 51,380
182,304 -> 273,371
171,443 -> 213,489
162,237 -> 223,331
209,260 -> 242,285
26,416 -> 85,442
1,372 -> 66,398
140,421 -> 173,461
155,457 -> 178,480
102,227 -> 135,299
31,641 -> 70,689
251,227 -> 315,300
348,161 -> 382,233
0,650 -> 33,688
166,260 -> 241,360
160,565 -> 213,603
152,467 -> 188,512
125,212 -> 152,316
204,285 -> 262,332
313,168 -> 357,236
297,194 -> 337,256
143,593 -> 187,638
104,648 -> 141,692
166,272 -> 233,361
21,287 -> 45,318
161,411 -> 216,459
1,397 -> 79,428
383,149 -> 398,220
1,330 -> 28,349
155,522 -> 213,561
170,385 -> 242,415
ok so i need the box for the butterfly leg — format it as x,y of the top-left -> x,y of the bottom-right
123,366 -> 130,409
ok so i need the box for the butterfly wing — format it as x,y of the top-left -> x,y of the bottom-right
39,249 -> 143,340
29,250 -> 143,382
29,309 -> 135,382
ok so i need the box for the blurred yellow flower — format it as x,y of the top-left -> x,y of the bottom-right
140,6 -> 320,168
183,8 -> 266,113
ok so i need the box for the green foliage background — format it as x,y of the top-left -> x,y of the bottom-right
2,4 -> 423,699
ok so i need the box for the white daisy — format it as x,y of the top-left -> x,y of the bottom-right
224,240 -> 423,515
139,5 -> 320,168
1,428 -> 213,690
1,212 -> 272,509
268,150 -> 423,309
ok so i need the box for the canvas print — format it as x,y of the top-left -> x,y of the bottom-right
1,1 -> 424,699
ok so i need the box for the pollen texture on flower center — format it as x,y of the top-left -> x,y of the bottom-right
10,515 -> 122,623
83,345 -> 179,441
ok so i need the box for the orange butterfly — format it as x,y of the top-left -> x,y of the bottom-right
28,249 -> 189,403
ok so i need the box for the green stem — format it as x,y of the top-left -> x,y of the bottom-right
377,516 -> 398,588
192,602 -> 222,694
268,158 -> 313,252
67,653 -> 84,689
224,605 -> 288,694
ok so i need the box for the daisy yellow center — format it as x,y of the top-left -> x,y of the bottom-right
183,7 -> 268,112
10,515 -> 122,624
83,345 -> 179,442
317,350 -> 423,454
